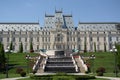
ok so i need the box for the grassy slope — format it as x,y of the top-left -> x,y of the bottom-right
0,53 -> 39,79
81,52 -> 120,77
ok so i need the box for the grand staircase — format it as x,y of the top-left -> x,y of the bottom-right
44,56 -> 77,73
33,50 -> 87,73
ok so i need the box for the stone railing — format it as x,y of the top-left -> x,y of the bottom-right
32,56 -> 41,72
78,56 -> 88,71
72,55 -> 78,72
43,56 -> 48,70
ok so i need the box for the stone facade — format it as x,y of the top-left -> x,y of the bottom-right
0,10 -> 120,52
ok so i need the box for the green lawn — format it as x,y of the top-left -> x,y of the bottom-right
18,77 -> 109,80
0,52 -> 120,79
81,52 -> 120,77
0,53 -> 39,79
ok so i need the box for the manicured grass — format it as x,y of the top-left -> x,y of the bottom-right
0,53 -> 39,79
81,52 -> 120,77
0,52 -> 119,79
19,78 -> 109,80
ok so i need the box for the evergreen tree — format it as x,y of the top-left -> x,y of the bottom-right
30,42 -> 34,53
10,41 -> 13,50
19,42 -> 23,53
115,44 -> 120,70
104,43 -> 107,52
0,43 -> 5,69
84,37 -> 87,52
94,42 -> 96,52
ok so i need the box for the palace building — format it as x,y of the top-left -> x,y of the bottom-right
0,10 -> 120,52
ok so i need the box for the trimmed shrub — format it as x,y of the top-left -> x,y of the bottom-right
97,72 -> 103,76
30,75 -> 95,80
32,70 -> 36,74
16,68 -> 23,74
96,67 -> 106,73
53,76 -> 75,80
20,71 -> 26,77
113,70 -> 119,73
85,71 -> 89,74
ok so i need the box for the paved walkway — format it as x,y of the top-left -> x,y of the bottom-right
96,76 -> 120,80
1,76 -> 29,80
1,73 -> 120,80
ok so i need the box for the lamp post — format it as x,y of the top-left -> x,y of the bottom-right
89,54 -> 95,73
110,45 -> 118,77
5,47 -> 10,78
26,54 -> 30,73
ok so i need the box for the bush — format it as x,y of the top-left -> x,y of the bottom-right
20,71 -> 26,77
30,50 -> 34,53
96,67 -> 106,73
85,71 -> 89,74
113,70 -> 119,73
97,72 -> 103,76
16,68 -> 23,74
32,70 -> 36,74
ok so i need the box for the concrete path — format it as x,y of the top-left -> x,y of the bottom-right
1,76 -> 29,80
96,76 -> 120,80
1,74 -> 120,80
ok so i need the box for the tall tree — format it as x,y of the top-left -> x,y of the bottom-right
115,43 -> 120,70
84,37 -> 87,52
104,43 -> 107,52
94,42 -> 96,52
10,41 -> 13,50
30,42 -> 34,53
19,42 -> 23,53
0,43 -> 5,69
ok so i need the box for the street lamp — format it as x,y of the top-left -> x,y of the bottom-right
26,54 -> 30,73
5,46 -> 10,78
89,54 -> 96,73
110,45 -> 118,77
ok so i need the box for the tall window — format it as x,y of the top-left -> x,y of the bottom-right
97,45 -> 99,50
49,37 -> 50,42
45,37 -> 47,42
37,37 -> 39,42
109,37 -> 112,41
42,37 -> 44,42
25,38 -> 27,42
90,32 -> 92,34
0,37 -> 2,42
19,38 -> 21,42
116,37 -> 118,41
90,37 -> 92,41
67,37 -> 69,42
73,37 -> 75,41
31,37 -> 33,42
25,45 -> 27,50
13,37 -> 15,42
97,37 -> 99,41
42,32 -> 44,35
37,45 -> 39,50
78,37 -> 80,41
104,37 -> 106,41
7,37 -> 9,42
78,45 -> 81,50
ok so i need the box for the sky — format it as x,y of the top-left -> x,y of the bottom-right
0,0 -> 120,26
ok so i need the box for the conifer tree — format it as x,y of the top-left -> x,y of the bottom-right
30,42 -> 34,53
115,43 -> 120,70
94,42 -> 96,52
19,42 -> 23,53
0,43 -> 5,69
104,43 -> 107,52
10,41 -> 13,51
84,37 -> 87,52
